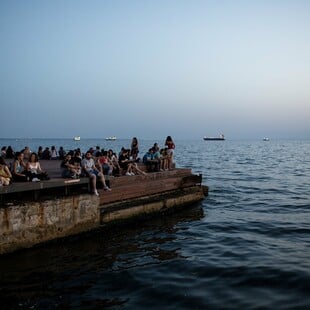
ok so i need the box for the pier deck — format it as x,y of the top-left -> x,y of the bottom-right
0,160 -> 201,201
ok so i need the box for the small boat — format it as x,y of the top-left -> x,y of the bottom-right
105,136 -> 117,141
74,136 -> 81,141
203,134 -> 225,141
263,137 -> 270,141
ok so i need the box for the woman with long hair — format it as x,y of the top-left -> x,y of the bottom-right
26,152 -> 49,182
165,136 -> 175,170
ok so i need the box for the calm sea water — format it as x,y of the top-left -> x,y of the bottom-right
0,138 -> 309,309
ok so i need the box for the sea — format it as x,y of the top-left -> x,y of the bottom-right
0,138 -> 309,309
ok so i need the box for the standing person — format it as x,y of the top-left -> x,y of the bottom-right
0,157 -> 12,186
51,146 -> 58,160
130,137 -> 139,161
81,151 -> 111,196
165,136 -> 175,170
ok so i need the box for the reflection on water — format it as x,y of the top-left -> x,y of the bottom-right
0,205 -> 204,309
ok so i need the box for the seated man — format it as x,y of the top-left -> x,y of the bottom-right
151,147 -> 161,172
143,148 -> 160,172
81,151 -> 111,195
61,153 -> 81,179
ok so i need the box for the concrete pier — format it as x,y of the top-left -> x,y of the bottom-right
0,161 -> 206,254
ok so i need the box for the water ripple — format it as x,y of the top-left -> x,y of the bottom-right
0,139 -> 310,308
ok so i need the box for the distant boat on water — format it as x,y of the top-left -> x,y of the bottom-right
263,137 -> 270,141
74,136 -> 81,141
203,134 -> 225,141
105,136 -> 117,141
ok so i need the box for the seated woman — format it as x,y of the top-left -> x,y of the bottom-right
131,162 -> 147,175
12,152 -> 29,182
108,149 -> 121,176
0,157 -> 12,186
119,148 -> 135,175
26,152 -> 50,182
119,149 -> 146,176
61,153 -> 81,178
96,151 -> 113,175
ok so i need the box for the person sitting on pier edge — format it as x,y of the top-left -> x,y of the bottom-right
165,135 -> 175,170
12,152 -> 28,182
160,148 -> 169,171
61,153 -> 81,179
0,156 -> 12,186
26,152 -> 50,182
131,160 -> 147,175
106,149 -> 120,176
81,151 -> 111,196
152,146 -> 161,172
118,148 -> 135,175
96,151 -> 113,175
143,148 -> 160,172
118,148 -> 146,175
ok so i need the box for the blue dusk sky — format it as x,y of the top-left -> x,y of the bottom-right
1,0 -> 309,140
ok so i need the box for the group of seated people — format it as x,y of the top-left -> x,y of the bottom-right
1,145 -> 68,161
142,142 -> 175,172
0,140 -> 175,196
0,151 -> 50,186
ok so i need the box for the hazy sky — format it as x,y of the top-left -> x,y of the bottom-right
1,0 -> 309,139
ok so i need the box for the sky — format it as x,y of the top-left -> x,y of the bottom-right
1,0 -> 309,140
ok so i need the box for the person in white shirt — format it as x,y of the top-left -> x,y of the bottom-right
81,151 -> 111,196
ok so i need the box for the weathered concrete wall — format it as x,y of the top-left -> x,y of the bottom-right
0,194 -> 100,254
0,186 -> 205,255
100,188 -> 204,224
